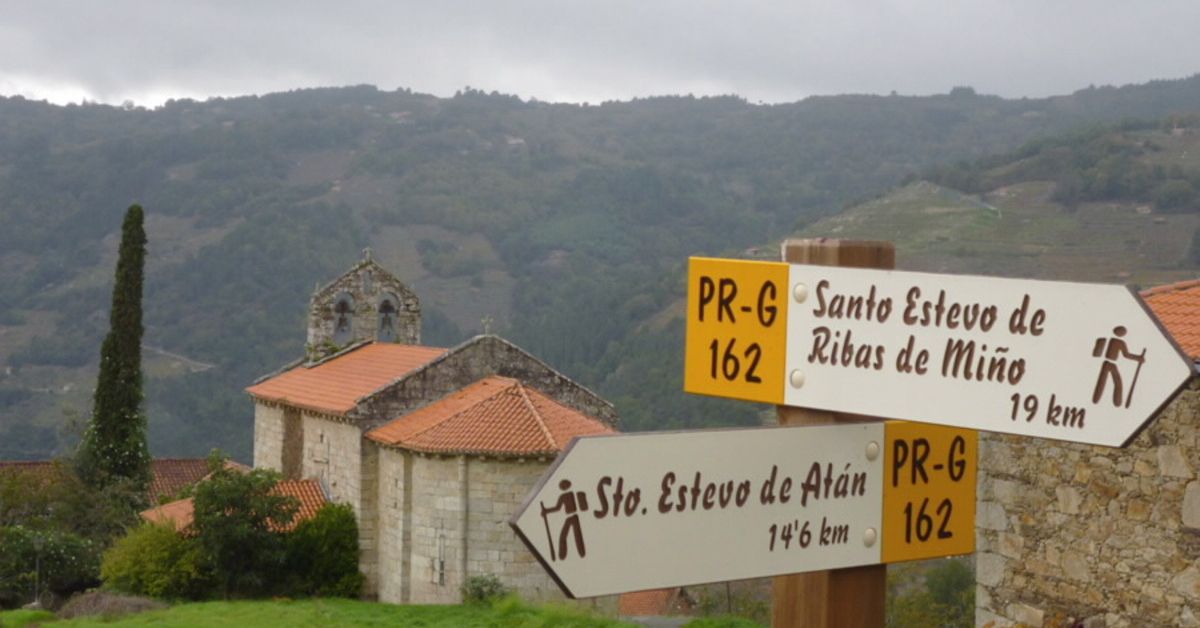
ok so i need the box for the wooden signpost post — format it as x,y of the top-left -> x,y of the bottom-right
771,239 -> 895,628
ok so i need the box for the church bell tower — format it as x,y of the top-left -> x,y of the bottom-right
306,249 -> 421,361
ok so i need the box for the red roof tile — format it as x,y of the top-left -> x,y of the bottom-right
1142,279 -> 1200,360
140,478 -> 328,533
367,376 -> 614,456
619,589 -> 679,616
246,343 -> 446,415
141,498 -> 196,533
147,459 -> 253,503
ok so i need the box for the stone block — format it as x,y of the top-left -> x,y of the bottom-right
1056,485 -> 1082,514
1006,602 -> 1044,627
1126,498 -> 1151,521
977,552 -> 1006,587
1173,565 -> 1200,599
1062,551 -> 1090,582
979,501 -> 1008,531
1184,482 -> 1200,529
998,532 -> 1025,559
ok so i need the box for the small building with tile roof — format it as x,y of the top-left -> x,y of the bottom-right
247,253 -> 617,606
140,477 -> 327,534
975,278 -> 1200,627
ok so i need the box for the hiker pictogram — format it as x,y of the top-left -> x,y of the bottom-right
540,479 -> 588,561
1092,326 -> 1146,408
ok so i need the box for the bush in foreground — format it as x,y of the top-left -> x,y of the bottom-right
191,465 -> 297,598
284,503 -> 363,598
0,525 -> 99,608
461,573 -> 507,604
100,522 -> 211,600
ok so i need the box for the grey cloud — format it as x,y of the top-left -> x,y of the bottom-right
1,0 -> 1198,105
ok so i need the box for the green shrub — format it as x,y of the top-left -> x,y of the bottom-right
461,573 -> 507,604
192,465 -> 296,598
284,503 -> 363,598
0,525 -> 99,608
0,462 -> 141,546
100,522 -> 212,600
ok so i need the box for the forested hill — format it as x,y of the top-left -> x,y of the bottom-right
3,76 -> 1200,461
800,115 -> 1200,286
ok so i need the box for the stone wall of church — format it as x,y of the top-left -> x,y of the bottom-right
252,403 -> 285,470
407,455 -> 467,604
299,415 -> 363,510
976,381 -> 1200,627
373,451 -> 616,611
377,447 -> 411,604
465,457 -> 566,603
354,335 -> 617,430
296,415 -> 380,596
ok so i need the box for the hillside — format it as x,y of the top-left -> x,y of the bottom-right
4,77 -> 1200,460
802,120 -> 1200,286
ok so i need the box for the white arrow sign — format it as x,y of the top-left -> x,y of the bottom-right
510,425 -> 885,599
685,258 -> 1195,448
785,265 -> 1193,447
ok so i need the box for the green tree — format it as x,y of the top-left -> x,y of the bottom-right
76,204 -> 151,498
284,503 -> 363,598
191,458 -> 297,598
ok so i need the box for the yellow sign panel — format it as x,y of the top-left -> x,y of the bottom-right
881,421 -> 977,563
685,258 -> 788,405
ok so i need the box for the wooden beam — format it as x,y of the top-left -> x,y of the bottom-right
771,238 -> 894,628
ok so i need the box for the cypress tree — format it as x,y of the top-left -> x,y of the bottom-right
77,204 -> 151,496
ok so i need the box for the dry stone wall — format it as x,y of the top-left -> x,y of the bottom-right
977,380 -> 1200,627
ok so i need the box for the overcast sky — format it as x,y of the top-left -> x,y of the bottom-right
2,1 -> 1198,107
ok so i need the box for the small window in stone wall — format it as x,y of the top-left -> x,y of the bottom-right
378,293 -> 399,342
433,531 -> 446,585
333,292 -> 354,345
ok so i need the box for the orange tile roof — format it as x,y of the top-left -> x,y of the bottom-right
619,588 -> 679,616
1142,279 -> 1200,360
367,376 -> 614,456
140,478 -> 328,533
282,478 -> 329,526
246,343 -> 446,415
141,498 -> 196,533
148,459 -> 254,503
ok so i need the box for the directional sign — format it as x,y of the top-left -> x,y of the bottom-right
510,423 -> 976,598
685,257 -> 1194,447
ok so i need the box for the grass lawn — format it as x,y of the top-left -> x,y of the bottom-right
2,597 -> 647,627
0,608 -> 57,627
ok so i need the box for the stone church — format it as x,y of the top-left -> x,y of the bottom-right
247,252 -> 617,604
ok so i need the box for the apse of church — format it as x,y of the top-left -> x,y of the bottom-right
306,249 -> 421,360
